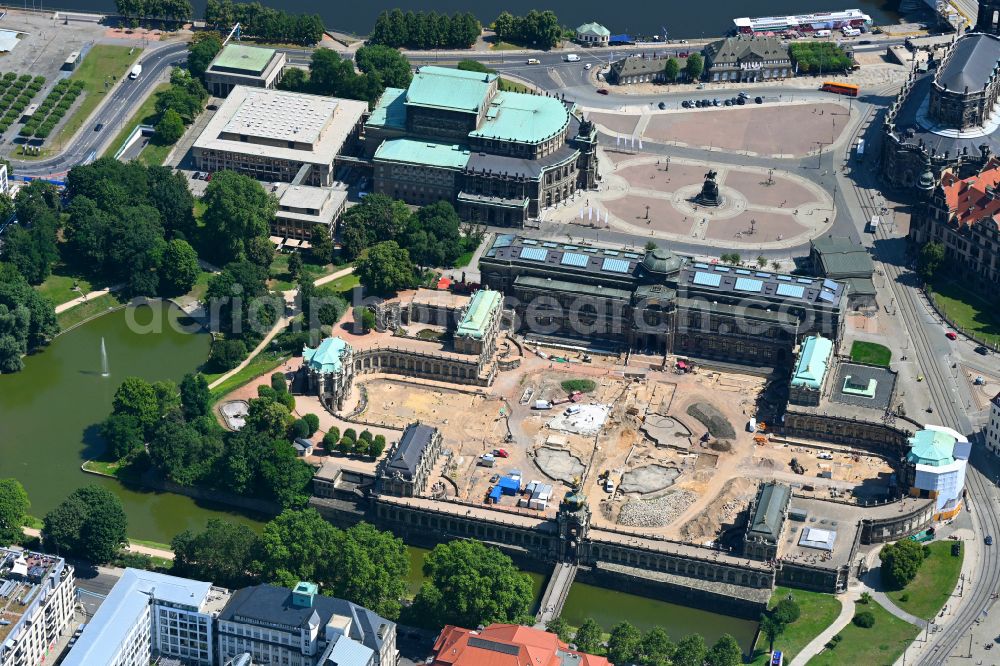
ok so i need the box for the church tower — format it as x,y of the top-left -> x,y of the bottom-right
976,0 -> 1000,34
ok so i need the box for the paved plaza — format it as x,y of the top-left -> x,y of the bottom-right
549,154 -> 833,249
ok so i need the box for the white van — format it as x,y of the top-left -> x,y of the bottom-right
527,58 -> 541,65
564,53 -> 580,62
814,30 -> 831,38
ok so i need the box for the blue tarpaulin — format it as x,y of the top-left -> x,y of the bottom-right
488,486 -> 502,502
498,477 -> 520,495
609,34 -> 633,44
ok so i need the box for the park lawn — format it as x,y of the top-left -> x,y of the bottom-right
102,82 -> 169,158
55,45 -> 142,147
129,537 -> 173,552
208,349 -> 289,402
886,540 -> 964,620
850,341 -> 892,367
35,271 -> 92,306
322,272 -> 359,295
807,601 -> 919,666
23,515 -> 43,530
929,278 -> 1000,346
750,586 -> 842,665
185,270 -> 215,301
82,459 -> 123,477
268,254 -> 345,291
452,250 -> 475,268
137,139 -> 172,166
499,77 -> 531,93
490,40 -> 525,51
56,292 -> 122,330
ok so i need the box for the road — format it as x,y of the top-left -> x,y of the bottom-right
8,41 -> 189,178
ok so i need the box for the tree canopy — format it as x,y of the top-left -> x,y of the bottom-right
0,478 -> 29,545
685,53 -> 704,80
354,241 -> 416,296
880,538 -> 927,589
917,241 -> 945,282
493,10 -> 562,48
204,0 -> 324,45
188,33 -> 223,81
201,170 -> 277,266
171,518 -> 261,589
411,539 -> 534,628
0,262 -> 58,374
369,10 -> 481,50
355,45 -> 413,89
43,485 -> 127,563
789,42 -> 854,74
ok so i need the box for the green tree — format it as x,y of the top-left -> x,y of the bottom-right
545,616 -> 572,642
880,538 -> 926,589
0,263 -> 58,373
100,413 -> 146,460
573,618 -> 603,654
663,57 -> 680,82
918,241 -> 945,282
205,260 -> 275,340
370,434 -> 386,458
355,45 -> 413,88
208,338 -> 248,372
685,53 -> 704,80
112,377 -> 160,433
756,255 -> 768,268
287,252 -> 302,281
180,373 -> 210,420
760,614 -> 785,654
853,610 -> 875,628
640,627 -> 675,665
43,485 -> 127,563
160,238 -> 199,295
278,66 -> 309,91
155,108 -> 185,145
322,427 -> 340,448
271,372 -> 288,393
411,539 -> 534,628
706,634 -> 742,666
0,478 -> 29,545
674,633 -> 708,666
171,519 -> 260,589
327,522 -> 409,620
355,241 -> 416,295
338,193 -> 411,259
256,508 -> 340,587
148,414 -> 223,486
309,224 -> 333,264
772,597 -> 801,626
607,621 -> 642,664
202,171 -> 278,265
404,200 -> 464,267
259,440 -> 314,507
303,413 -> 320,436
244,397 -> 293,441
187,33 -> 222,81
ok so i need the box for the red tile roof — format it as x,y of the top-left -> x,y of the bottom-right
941,160 -> 1000,231
430,623 -> 613,666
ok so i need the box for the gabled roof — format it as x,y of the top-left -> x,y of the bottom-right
707,35 -> 789,64
935,33 -> 1000,94
303,337 -> 351,374
406,66 -> 496,114
456,289 -> 502,339
940,159 -> 1000,231
907,429 -> 957,466
576,22 -> 610,37
431,624 -> 611,666
791,335 -> 833,389
749,482 -> 790,542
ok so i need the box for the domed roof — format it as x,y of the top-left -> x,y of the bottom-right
641,247 -> 683,275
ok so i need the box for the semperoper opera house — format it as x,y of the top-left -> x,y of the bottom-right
479,235 -> 847,366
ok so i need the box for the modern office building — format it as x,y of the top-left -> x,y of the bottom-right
987,392 -> 1000,455
901,425 -> 970,520
479,235 -> 847,365
882,3 -> 1000,191
271,183 -> 348,243
216,582 -> 396,666
377,423 -> 443,497
365,66 -> 598,224
193,86 -> 367,187
703,35 -> 792,83
909,158 -> 1000,295
64,568 -> 229,666
430,623 -> 611,666
0,548 -> 75,666
203,43 -> 287,98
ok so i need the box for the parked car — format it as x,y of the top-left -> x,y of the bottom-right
712,98 -> 720,106
724,99 -> 733,106
527,58 -> 540,65
945,331 -> 958,340
986,535 -> 994,546
658,101 -> 666,109
596,88 -> 609,95
604,478 -> 615,493
975,345 -> 990,355
681,100 -> 690,108
494,448 -> 509,458
191,171 -> 201,179
738,91 -> 749,98
737,97 -> 746,105
755,96 -> 764,104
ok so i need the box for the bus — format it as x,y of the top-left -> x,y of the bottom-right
820,81 -> 860,97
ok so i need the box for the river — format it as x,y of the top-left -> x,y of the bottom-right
0,301 -> 265,543
56,0 -> 902,39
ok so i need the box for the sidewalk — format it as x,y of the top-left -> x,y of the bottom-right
22,527 -> 174,560
790,590 -> 857,666
54,284 -> 122,314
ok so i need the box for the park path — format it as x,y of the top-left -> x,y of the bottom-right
53,284 -> 122,314
207,266 -> 355,391
21,527 -> 175,561
789,591 -> 856,666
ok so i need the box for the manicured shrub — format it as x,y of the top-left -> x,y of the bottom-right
852,611 -> 875,628
303,413 -> 319,436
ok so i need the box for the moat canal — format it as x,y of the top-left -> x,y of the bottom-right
0,304 -> 757,647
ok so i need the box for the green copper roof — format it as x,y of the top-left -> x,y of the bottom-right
373,138 -> 471,170
791,335 -> 833,390
303,337 -> 350,374
907,429 -> 957,467
456,290 -> 502,339
405,66 -> 496,114
469,91 -> 570,145
211,44 -> 276,75
577,22 -> 610,37
367,87 -> 407,130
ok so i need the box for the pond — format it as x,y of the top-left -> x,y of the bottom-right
0,302 -> 265,544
